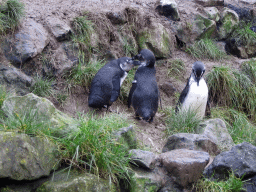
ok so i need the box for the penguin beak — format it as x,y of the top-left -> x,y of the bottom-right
132,60 -> 141,66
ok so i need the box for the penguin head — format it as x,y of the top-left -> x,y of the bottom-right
132,49 -> 155,67
119,57 -> 141,72
191,61 -> 206,86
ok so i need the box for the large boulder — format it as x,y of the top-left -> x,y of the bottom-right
46,18 -> 72,41
204,7 -> 220,22
2,19 -> 50,66
155,0 -> 180,21
159,149 -> 210,187
217,8 -> 239,40
36,170 -> 117,192
1,93 -> 78,137
204,142 -> 256,180
0,131 -> 59,180
196,118 -> 234,151
137,18 -> 174,58
129,149 -> 157,169
162,133 -> 221,156
0,63 -> 33,95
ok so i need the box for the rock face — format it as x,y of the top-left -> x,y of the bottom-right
204,142 -> 256,180
2,19 -> 50,66
244,174 -> 256,192
162,133 -> 221,155
0,63 -> 33,95
36,170 -> 117,192
217,8 -> 239,40
156,0 -> 180,21
1,93 -> 78,137
204,7 -> 220,21
196,118 -> 234,151
0,131 -> 59,180
46,18 -> 72,41
137,19 -> 173,58
159,149 -> 210,187
129,149 -> 157,169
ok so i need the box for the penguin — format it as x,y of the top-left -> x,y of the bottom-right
88,57 -> 140,110
128,49 -> 159,123
176,61 -> 209,119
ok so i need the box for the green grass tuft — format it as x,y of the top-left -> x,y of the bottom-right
241,59 -> 256,84
194,172 -> 245,192
165,107 -> 202,135
0,0 -> 25,33
186,38 -> 228,61
30,76 -> 55,97
166,59 -> 186,78
212,107 -> 256,144
0,86 -> 7,108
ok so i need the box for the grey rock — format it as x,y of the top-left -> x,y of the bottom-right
204,142 -> 256,180
1,93 -> 78,137
244,174 -> 256,192
194,0 -> 224,7
0,63 -> 33,95
36,170 -> 117,192
162,133 -> 221,156
46,18 -> 71,41
0,131 -> 59,180
129,149 -> 157,169
114,125 -> 137,149
160,149 -> 210,187
2,19 -> 50,66
204,7 -> 220,21
196,118 -> 234,151
160,82 -> 176,97
155,0 -> 180,21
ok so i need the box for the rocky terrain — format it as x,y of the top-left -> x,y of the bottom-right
0,0 -> 256,191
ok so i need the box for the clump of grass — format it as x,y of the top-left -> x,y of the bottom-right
231,21 -> 256,47
166,59 -> 186,78
165,107 -> 202,135
0,0 -> 25,33
67,55 -> 105,87
241,59 -> 256,84
194,172 -> 245,192
30,76 -> 55,97
211,107 -> 256,144
0,85 -> 7,108
186,38 -> 228,61
206,65 -> 256,120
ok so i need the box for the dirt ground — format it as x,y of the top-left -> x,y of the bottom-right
18,0 -> 249,153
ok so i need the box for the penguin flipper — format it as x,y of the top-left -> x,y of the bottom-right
128,80 -> 137,108
176,80 -> 190,112
110,75 -> 121,103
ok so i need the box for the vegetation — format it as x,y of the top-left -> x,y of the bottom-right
186,38 -> 228,61
206,64 -> 256,120
166,59 -> 186,78
231,21 -> 256,47
67,55 -> 105,87
0,106 -> 133,185
212,107 -> 256,144
0,86 -> 7,108
30,76 -> 55,97
0,0 -> 25,33
194,172 -> 245,192
164,107 -> 202,135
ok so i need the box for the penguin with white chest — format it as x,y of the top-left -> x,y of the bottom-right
176,61 -> 209,119
128,49 -> 159,123
88,57 -> 140,110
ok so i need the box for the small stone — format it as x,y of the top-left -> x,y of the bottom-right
129,149 -> 157,169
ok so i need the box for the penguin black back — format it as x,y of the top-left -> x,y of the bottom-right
89,57 -> 138,109
128,49 -> 159,122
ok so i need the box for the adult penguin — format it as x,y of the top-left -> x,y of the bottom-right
176,61 -> 209,119
88,57 -> 140,110
128,49 -> 159,123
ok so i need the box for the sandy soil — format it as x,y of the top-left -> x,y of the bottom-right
18,0 -> 247,153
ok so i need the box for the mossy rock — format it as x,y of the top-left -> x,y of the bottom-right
194,14 -> 217,39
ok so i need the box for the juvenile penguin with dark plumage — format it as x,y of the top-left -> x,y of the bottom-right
176,61 -> 209,119
128,49 -> 159,123
88,57 -> 140,110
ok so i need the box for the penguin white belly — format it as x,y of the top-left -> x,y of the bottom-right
182,79 -> 208,119
120,72 -> 128,86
